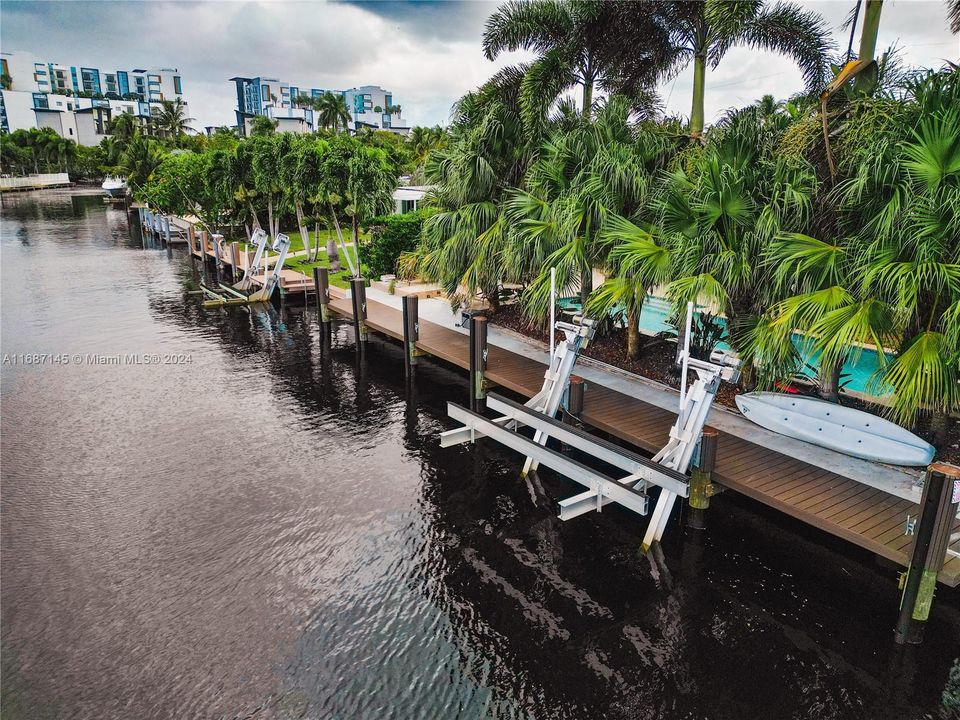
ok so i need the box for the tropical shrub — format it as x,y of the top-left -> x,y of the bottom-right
364,210 -> 435,277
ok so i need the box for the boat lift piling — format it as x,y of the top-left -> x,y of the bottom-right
314,267 -> 332,326
687,427 -> 719,530
566,375 -> 585,417
894,463 -> 960,644
469,315 -> 488,411
350,278 -> 368,344
402,295 -> 419,374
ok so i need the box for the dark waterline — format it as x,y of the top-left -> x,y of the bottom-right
1,190 -> 957,720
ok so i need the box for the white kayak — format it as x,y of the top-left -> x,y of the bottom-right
735,392 -> 935,467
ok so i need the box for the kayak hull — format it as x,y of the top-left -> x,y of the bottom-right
735,392 -> 935,467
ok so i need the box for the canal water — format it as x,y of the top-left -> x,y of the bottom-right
1,190 -> 958,720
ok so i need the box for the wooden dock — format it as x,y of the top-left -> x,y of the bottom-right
328,292 -> 960,587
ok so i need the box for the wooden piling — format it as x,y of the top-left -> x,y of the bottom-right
469,314 -> 488,411
187,224 -> 196,254
350,277 -> 368,343
164,216 -> 172,245
567,375 -> 585,415
687,427 -> 719,530
314,267 -> 331,325
402,295 -> 419,372
895,463 -> 960,644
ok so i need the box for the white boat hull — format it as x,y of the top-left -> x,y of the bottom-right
101,177 -> 127,198
735,392 -> 935,466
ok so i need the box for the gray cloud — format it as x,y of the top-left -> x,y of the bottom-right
1,0 -> 955,131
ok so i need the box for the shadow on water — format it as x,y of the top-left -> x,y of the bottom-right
1,191 -> 958,720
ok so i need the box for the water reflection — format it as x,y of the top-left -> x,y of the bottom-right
1,191 -> 957,720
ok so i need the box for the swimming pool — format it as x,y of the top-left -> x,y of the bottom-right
560,295 -> 892,397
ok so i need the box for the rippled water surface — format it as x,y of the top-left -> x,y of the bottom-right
2,191 -> 958,720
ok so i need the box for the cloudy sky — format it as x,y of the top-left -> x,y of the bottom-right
1,0 -> 956,130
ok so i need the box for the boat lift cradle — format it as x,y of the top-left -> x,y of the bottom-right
199,229 -> 291,308
440,302 -> 741,550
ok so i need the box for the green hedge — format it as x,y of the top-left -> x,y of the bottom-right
363,209 -> 432,277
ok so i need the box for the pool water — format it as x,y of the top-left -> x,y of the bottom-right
560,295 -> 890,397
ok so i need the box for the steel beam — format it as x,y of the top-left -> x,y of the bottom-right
486,394 -> 689,497
446,403 -> 649,518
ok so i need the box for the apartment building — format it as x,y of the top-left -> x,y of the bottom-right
230,75 -> 409,136
0,51 -> 188,144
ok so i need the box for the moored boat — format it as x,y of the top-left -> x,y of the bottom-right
101,176 -> 128,199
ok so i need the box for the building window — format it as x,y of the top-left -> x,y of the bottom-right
261,84 -> 269,101
68,128 -> 73,136
174,76 -> 182,94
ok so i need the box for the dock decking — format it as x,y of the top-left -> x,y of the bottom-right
328,293 -> 960,587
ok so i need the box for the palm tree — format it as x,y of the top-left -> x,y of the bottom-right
107,112 -> 138,141
482,0 -> 670,125
313,92 -> 351,132
153,98 -> 195,138
407,69 -> 530,308
508,97 -> 679,319
119,131 -> 166,191
46,136 -> 77,172
408,125 -> 448,164
752,69 -> 960,445
649,1 -> 833,137
587,215 -> 672,358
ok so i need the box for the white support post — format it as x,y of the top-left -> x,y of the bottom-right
521,318 -> 596,476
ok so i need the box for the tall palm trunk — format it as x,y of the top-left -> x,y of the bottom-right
627,308 -> 641,360
580,267 -> 592,306
582,78 -> 593,118
819,360 -> 843,403
247,202 -> 262,231
690,53 -> 707,138
294,203 -> 310,260
328,203 -> 357,276
352,216 -> 362,277
311,221 -> 322,265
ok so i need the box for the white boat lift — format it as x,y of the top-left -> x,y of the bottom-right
199,230 -> 291,308
440,302 -> 741,549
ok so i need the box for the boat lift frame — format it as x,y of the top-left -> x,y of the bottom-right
199,230 -> 291,308
440,316 -> 596,451
440,302 -> 741,549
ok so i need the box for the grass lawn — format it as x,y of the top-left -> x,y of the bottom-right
284,248 -> 357,290
285,228 -> 369,255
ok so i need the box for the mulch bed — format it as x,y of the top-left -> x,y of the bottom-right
488,303 -> 959,463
